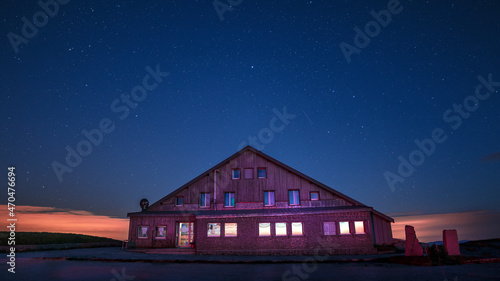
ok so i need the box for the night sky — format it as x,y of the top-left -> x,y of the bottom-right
1,1 -> 499,240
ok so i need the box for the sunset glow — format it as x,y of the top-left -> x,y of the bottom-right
0,205 -> 129,241
391,210 -> 500,242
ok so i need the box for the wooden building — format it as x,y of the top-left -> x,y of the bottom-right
127,146 -> 393,255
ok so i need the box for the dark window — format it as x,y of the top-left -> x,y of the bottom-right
225,192 -> 235,207
244,168 -> 253,179
289,190 -> 300,205
310,192 -> 319,201
155,226 -> 166,238
176,197 -> 184,206
232,169 -> 240,179
258,168 -> 267,178
264,191 -> 275,206
138,226 -> 149,238
200,193 -> 210,207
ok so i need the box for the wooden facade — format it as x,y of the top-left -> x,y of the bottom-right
127,146 -> 394,255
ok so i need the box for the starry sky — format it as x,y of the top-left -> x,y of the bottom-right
1,0 -> 499,240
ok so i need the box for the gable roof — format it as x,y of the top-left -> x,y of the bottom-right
148,146 -> 393,222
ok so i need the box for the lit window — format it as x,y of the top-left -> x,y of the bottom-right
259,223 -> 271,236
339,221 -> 350,234
354,221 -> 365,234
200,193 -> 210,207
138,226 -> 149,238
323,222 -> 336,235
310,192 -> 319,201
225,192 -> 235,207
155,226 -> 166,238
232,169 -> 240,179
225,223 -> 237,237
288,190 -> 300,205
244,168 -> 253,179
258,168 -> 267,178
207,223 -> 221,237
275,222 -> 287,236
291,222 -> 303,236
176,197 -> 183,206
264,191 -> 275,206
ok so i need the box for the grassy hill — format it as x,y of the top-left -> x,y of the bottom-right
0,232 -> 120,245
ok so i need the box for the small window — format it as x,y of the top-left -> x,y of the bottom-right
310,192 -> 319,201
155,226 -> 166,238
291,222 -> 303,236
176,197 -> 184,206
258,168 -> 267,178
207,223 -> 221,237
225,192 -> 235,207
138,226 -> 149,238
288,190 -> 300,205
339,221 -> 350,234
225,223 -> 237,237
275,222 -> 287,236
200,193 -> 210,207
259,223 -> 271,236
323,222 -> 336,235
244,168 -> 253,179
264,191 -> 275,206
232,169 -> 240,179
354,221 -> 365,234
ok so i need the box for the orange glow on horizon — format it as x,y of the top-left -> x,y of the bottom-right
391,210 -> 500,242
0,205 -> 129,241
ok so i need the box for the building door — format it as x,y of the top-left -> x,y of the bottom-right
177,222 -> 194,248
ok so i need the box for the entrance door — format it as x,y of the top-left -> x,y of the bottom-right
177,222 -> 194,248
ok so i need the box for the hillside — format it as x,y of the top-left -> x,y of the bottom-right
0,231 -> 120,245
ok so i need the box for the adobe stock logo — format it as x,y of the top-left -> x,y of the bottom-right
339,0 -> 403,63
384,74 -> 500,192
213,0 -> 244,21
7,0 -> 70,54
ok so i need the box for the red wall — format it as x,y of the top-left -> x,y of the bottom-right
194,211 -> 376,255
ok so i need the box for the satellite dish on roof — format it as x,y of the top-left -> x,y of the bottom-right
140,198 -> 149,211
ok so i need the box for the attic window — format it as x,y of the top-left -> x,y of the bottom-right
176,197 -> 184,206
257,168 -> 267,178
310,192 -> 319,201
232,169 -> 240,179
264,191 -> 275,206
244,168 -> 253,179
288,190 -> 300,205
224,192 -> 235,207
200,193 -> 210,207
